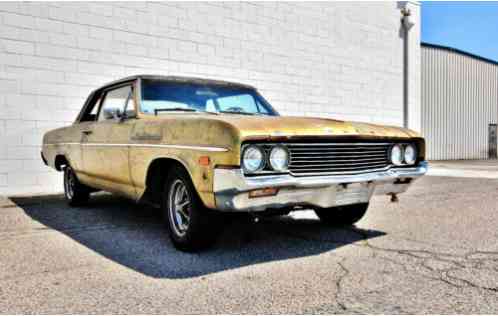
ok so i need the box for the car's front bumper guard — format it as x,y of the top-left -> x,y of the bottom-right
213,161 -> 428,212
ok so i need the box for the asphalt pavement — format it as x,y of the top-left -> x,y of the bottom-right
1,161 -> 498,314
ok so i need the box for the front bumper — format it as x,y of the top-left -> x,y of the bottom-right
213,161 -> 428,212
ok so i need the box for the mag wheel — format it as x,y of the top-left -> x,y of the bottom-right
162,166 -> 221,252
168,179 -> 192,238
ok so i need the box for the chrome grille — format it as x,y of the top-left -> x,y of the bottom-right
286,142 -> 392,176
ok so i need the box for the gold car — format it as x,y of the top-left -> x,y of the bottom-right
42,75 -> 427,251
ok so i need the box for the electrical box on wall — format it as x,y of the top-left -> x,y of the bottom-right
489,124 -> 497,159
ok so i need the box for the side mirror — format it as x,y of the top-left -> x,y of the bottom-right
121,110 -> 136,121
103,108 -> 121,120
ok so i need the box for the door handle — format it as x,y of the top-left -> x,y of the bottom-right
82,130 -> 93,135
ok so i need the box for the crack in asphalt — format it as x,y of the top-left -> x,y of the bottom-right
335,259 -> 351,312
353,227 -> 498,295
445,272 -> 498,292
273,224 -> 498,301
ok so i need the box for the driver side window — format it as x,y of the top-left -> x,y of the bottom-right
98,85 -> 134,121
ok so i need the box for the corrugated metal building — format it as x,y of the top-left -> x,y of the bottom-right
422,42 -> 498,160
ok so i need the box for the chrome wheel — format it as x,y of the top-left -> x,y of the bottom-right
168,179 -> 191,237
162,165 -> 222,251
64,167 -> 75,199
62,165 -> 90,206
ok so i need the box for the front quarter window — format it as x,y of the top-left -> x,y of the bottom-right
78,93 -> 102,122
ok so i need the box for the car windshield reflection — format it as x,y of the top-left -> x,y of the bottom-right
140,80 -> 279,116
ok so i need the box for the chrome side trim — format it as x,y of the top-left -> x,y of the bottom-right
44,143 -> 81,146
43,143 -> 229,152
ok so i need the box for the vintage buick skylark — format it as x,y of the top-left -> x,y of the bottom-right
42,75 -> 428,251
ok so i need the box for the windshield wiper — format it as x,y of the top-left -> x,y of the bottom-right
204,110 -> 219,115
154,108 -> 198,115
219,110 -> 255,116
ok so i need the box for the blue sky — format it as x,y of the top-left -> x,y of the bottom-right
422,1 -> 498,62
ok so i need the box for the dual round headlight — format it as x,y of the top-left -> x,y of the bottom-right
242,145 -> 289,173
391,144 -> 417,166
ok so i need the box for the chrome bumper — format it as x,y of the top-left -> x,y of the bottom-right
213,161 -> 428,212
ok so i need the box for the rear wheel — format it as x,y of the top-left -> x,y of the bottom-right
63,165 -> 90,206
162,166 -> 221,252
314,203 -> 369,226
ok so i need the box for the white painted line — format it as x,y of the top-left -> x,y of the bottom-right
427,167 -> 498,179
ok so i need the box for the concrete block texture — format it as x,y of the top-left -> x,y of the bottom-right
0,2 -> 421,195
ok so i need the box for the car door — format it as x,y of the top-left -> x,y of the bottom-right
81,83 -> 138,198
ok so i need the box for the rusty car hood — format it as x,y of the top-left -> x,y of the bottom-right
138,113 -> 420,148
198,114 -> 420,140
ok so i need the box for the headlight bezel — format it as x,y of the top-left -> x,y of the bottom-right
390,144 -> 404,166
403,144 -> 417,165
269,145 -> 290,172
241,143 -> 291,175
241,145 -> 265,174
390,143 -> 418,166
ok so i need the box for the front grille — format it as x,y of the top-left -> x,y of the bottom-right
286,142 -> 392,177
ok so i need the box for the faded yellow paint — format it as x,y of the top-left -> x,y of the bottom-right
42,110 -> 424,209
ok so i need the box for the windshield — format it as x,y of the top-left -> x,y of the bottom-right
140,79 -> 278,116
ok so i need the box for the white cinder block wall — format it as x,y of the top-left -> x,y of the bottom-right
0,2 -> 421,196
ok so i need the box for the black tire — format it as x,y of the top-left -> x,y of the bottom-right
162,165 -> 221,252
63,165 -> 90,206
314,203 -> 369,226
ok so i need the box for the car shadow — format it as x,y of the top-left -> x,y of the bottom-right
11,194 -> 385,279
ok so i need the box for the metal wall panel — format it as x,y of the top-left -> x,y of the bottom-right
422,46 -> 498,160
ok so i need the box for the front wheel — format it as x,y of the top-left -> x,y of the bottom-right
314,203 -> 369,226
63,165 -> 90,206
162,166 -> 222,252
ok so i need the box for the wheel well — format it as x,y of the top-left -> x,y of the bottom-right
54,155 -> 69,171
142,158 -> 189,207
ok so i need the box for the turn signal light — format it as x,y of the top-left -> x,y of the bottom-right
248,187 -> 279,198
198,156 -> 210,166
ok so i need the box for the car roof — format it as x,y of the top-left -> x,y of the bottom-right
96,74 -> 256,92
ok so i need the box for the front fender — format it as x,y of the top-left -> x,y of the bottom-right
130,146 -> 236,209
